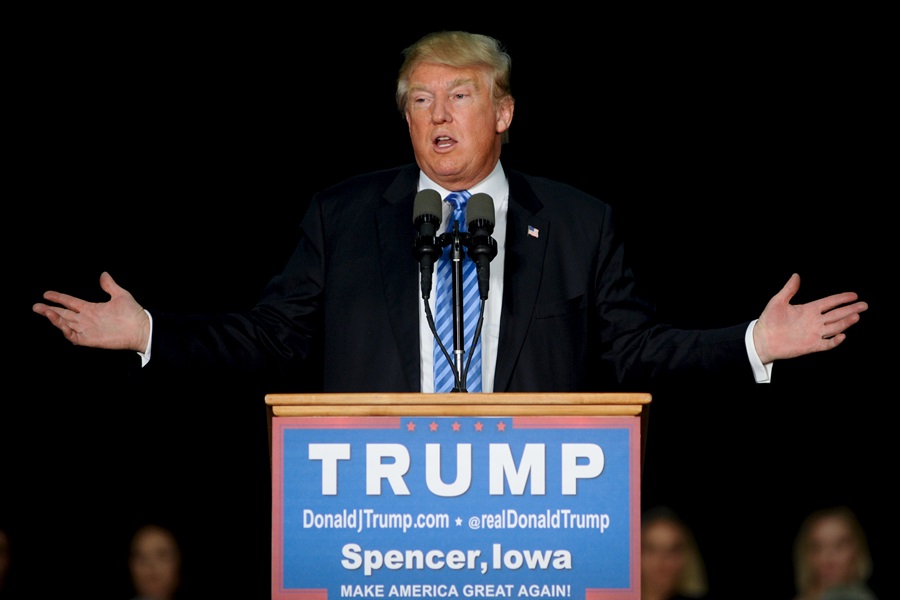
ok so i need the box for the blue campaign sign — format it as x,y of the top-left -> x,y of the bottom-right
272,415 -> 640,599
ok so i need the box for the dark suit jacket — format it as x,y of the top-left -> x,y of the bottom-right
150,163 -> 752,392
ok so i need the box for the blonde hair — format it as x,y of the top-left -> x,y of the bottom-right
641,506 -> 709,597
793,505 -> 873,594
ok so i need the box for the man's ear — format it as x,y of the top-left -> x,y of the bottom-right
496,98 -> 514,134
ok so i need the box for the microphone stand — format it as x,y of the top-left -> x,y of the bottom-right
448,223 -> 468,392
434,221 -> 495,392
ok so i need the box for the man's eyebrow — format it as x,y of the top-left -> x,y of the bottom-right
447,77 -> 476,89
408,77 -> 478,95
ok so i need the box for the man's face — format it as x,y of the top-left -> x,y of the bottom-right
404,62 -> 512,191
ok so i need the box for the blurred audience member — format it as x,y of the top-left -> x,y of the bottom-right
126,522 -> 183,600
641,506 -> 711,600
792,505 -> 877,600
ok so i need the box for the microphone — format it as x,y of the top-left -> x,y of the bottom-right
466,193 -> 498,300
412,189 -> 443,299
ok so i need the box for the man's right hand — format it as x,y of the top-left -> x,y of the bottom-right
32,271 -> 151,353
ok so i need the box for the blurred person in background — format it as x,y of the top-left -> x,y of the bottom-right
126,522 -> 183,600
641,506 -> 711,600
791,505 -> 877,600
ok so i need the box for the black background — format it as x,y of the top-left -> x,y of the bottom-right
7,10 -> 892,599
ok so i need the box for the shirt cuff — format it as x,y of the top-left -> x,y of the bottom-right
137,309 -> 153,367
745,319 -> 772,383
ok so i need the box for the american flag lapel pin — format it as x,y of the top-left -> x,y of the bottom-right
527,225 -> 540,238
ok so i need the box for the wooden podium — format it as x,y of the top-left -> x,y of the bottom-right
266,392 -> 651,600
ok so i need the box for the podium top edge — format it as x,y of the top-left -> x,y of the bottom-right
265,392 -> 652,406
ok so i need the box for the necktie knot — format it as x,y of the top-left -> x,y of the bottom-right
446,190 -> 471,232
446,190 -> 470,210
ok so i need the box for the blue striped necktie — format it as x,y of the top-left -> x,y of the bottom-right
434,190 -> 482,392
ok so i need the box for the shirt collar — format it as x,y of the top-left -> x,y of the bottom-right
417,161 -> 508,203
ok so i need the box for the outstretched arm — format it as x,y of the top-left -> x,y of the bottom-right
752,273 -> 868,365
32,271 -> 151,353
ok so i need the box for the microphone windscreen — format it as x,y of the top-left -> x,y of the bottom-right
467,193 -> 495,227
413,189 -> 442,224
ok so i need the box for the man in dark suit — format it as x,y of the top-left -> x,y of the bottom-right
31,30 -> 867,394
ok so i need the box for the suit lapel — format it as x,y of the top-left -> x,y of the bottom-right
376,166 -> 422,391
494,173 -> 548,391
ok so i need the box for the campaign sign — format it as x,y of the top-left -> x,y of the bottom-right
272,415 -> 640,599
